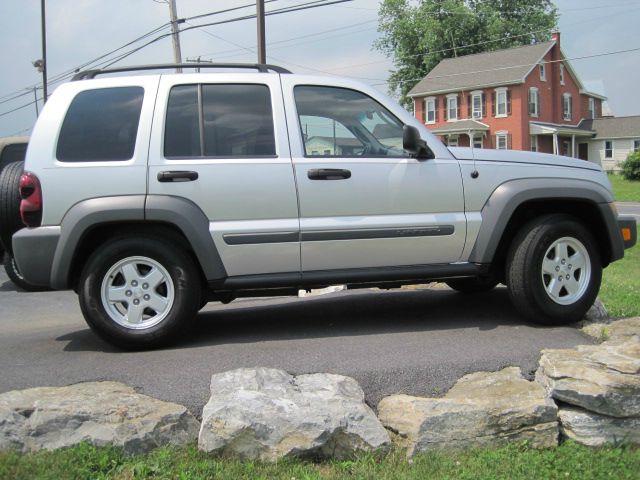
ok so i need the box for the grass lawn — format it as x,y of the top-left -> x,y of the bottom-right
0,442 -> 638,480
608,174 -> 640,202
600,227 -> 640,318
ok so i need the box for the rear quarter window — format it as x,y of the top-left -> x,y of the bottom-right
56,87 -> 144,162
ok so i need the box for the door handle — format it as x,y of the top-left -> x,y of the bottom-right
157,171 -> 199,182
307,168 -> 351,180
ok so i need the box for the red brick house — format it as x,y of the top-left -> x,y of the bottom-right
409,32 -> 606,159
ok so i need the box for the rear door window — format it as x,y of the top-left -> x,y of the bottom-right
164,84 -> 276,158
56,87 -> 144,162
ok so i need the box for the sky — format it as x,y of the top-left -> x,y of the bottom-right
0,0 -> 639,137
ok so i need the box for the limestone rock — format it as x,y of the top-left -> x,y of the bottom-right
582,317 -> 640,344
198,368 -> 390,460
377,367 -> 558,456
536,339 -> 640,418
0,382 -> 200,454
583,298 -> 609,324
558,406 -> 640,446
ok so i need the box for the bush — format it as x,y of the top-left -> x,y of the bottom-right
621,151 -> 640,180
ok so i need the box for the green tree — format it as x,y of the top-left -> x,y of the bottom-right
375,0 -> 558,108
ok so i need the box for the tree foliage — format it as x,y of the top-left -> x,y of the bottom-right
375,0 -> 559,108
621,150 -> 640,181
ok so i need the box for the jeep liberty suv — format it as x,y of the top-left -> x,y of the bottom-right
12,64 -> 636,349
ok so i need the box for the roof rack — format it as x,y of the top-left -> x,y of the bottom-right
71,63 -> 292,81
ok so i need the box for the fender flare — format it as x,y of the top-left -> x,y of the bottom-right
50,195 -> 226,289
468,178 -> 622,264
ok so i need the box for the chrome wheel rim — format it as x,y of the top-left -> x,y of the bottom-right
100,256 -> 175,329
541,237 -> 591,305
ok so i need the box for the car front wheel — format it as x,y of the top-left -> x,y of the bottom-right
78,236 -> 202,349
506,214 -> 602,325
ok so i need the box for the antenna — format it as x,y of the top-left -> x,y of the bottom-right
469,129 -> 479,179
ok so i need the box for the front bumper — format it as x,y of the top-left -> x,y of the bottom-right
12,226 -> 61,288
618,216 -> 637,250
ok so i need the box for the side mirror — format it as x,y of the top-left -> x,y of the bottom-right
403,125 -> 435,160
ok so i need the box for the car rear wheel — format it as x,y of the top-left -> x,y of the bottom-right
78,236 -> 202,349
0,161 -> 24,254
506,214 -> 601,325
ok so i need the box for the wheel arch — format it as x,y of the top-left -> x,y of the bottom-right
52,195 -> 226,289
468,178 -> 623,274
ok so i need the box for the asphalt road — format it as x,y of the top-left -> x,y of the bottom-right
617,201 -> 640,220
0,269 -> 593,417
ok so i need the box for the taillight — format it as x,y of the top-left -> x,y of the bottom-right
19,172 -> 42,228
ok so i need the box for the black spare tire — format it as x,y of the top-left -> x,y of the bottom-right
0,161 -> 24,254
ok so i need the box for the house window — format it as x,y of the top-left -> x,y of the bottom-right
473,134 -> 483,149
604,140 -> 613,159
495,88 -> 508,117
471,91 -> 483,119
633,139 -> 640,152
496,132 -> 508,150
531,135 -> 539,152
529,88 -> 539,117
448,135 -> 459,147
588,97 -> 596,119
447,94 -> 458,121
562,93 -> 572,121
560,65 -> 565,85
425,97 -> 436,124
539,63 -> 546,81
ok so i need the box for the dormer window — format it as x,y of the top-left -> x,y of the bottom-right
539,63 -> 546,81
560,64 -> 565,85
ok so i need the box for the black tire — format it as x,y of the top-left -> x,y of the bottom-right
446,276 -> 499,294
3,252 -> 49,292
78,236 -> 202,350
0,161 -> 24,254
506,214 -> 602,325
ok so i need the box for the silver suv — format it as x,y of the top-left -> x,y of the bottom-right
12,64 -> 636,349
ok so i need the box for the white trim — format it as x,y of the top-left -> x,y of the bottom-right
562,92 -> 573,121
529,87 -> 539,118
446,93 -> 458,122
496,130 -> 508,150
604,140 -> 613,159
471,91 -> 483,119
495,87 -> 508,118
531,135 -> 539,152
588,97 -> 595,120
539,63 -> 546,81
581,90 -> 607,101
473,134 -> 483,149
633,139 -> 640,152
447,134 -> 459,147
424,96 -> 436,124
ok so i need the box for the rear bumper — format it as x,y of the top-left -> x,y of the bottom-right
618,216 -> 637,250
12,226 -> 60,287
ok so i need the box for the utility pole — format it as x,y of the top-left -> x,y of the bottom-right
168,0 -> 183,72
40,0 -> 48,102
256,0 -> 266,64
33,87 -> 39,117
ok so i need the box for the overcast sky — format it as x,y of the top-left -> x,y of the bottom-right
1,0 -> 639,137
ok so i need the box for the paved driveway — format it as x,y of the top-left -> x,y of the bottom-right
0,269 -> 593,416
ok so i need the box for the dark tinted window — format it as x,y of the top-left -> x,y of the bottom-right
164,85 -> 200,158
57,87 -> 144,162
294,86 -> 406,158
164,84 -> 275,158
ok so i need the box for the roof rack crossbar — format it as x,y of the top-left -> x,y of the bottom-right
71,63 -> 292,81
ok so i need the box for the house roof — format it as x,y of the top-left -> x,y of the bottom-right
408,41 -> 555,97
430,119 -> 490,135
579,116 -> 640,139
